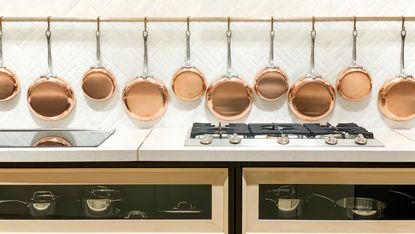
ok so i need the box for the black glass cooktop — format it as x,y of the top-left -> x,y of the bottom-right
0,129 -> 115,147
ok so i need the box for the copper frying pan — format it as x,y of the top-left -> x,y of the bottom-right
82,17 -> 116,101
288,17 -> 336,121
172,17 -> 206,101
122,18 -> 169,121
27,17 -> 75,120
254,17 -> 289,101
33,136 -> 71,147
0,17 -> 19,101
206,17 -> 253,120
378,17 -> 415,121
337,17 -> 372,101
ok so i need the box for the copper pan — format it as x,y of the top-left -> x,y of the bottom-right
33,136 -> 71,147
27,17 -> 75,121
172,17 -> 206,101
337,17 -> 372,101
0,17 -> 19,101
254,17 -> 289,101
82,17 -> 116,101
122,18 -> 168,121
288,17 -> 336,121
378,17 -> 415,121
206,17 -> 253,120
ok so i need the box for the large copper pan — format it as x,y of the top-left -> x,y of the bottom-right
254,17 -> 289,101
27,17 -> 75,120
0,17 -> 19,101
82,17 -> 116,101
288,17 -> 336,121
378,17 -> 415,121
171,17 -> 206,101
206,17 -> 253,120
337,17 -> 372,101
122,18 -> 168,121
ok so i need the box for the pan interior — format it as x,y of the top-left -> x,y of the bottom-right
0,69 -> 18,100
379,80 -> 415,119
338,70 -> 371,100
210,80 -> 251,118
291,80 -> 334,118
82,69 -> 115,100
124,80 -> 167,120
256,70 -> 288,100
173,69 -> 205,100
28,80 -> 73,118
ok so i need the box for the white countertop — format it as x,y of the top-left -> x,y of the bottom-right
138,128 -> 415,162
0,129 -> 151,162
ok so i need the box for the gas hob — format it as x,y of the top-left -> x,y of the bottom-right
185,123 -> 384,147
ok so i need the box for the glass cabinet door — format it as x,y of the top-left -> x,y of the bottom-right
0,168 -> 228,234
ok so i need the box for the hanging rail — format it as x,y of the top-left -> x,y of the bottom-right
1,16 -> 415,23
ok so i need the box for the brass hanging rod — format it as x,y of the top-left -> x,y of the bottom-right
1,16 -> 415,23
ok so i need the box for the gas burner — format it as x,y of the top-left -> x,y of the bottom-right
190,123 -> 250,145
248,123 -> 309,137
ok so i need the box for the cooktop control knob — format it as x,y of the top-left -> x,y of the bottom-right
200,134 -> 213,145
354,134 -> 368,145
228,133 -> 242,144
325,134 -> 338,145
277,135 -> 289,145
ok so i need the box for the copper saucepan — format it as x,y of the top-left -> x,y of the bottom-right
122,18 -> 169,121
337,17 -> 372,101
206,17 -> 253,120
378,17 -> 415,121
82,17 -> 116,101
27,17 -> 75,120
33,136 -> 71,147
288,17 -> 336,121
0,17 -> 19,101
172,17 -> 206,101
254,17 -> 289,101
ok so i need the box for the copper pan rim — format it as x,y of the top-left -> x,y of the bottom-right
171,66 -> 207,101
336,67 -> 372,101
27,76 -> 76,121
122,76 -> 169,121
33,136 -> 72,147
82,67 -> 117,101
206,75 -> 253,121
253,67 -> 289,101
288,75 -> 336,121
378,76 -> 415,121
0,67 -> 20,102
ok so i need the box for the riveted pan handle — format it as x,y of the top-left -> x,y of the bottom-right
352,16 -> 358,66
269,16 -> 276,67
142,17 -> 149,78
45,16 -> 54,77
309,17 -> 317,77
95,16 -> 103,67
226,17 -> 233,77
185,16 -> 191,67
399,16 -> 409,78
0,16 -> 3,68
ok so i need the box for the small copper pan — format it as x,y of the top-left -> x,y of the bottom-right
254,17 -> 289,101
0,17 -> 19,101
82,17 -> 116,101
337,17 -> 372,101
288,17 -> 336,121
378,17 -> 415,121
27,17 -> 75,120
206,17 -> 253,120
122,18 -> 168,121
172,17 -> 206,101
33,136 -> 71,147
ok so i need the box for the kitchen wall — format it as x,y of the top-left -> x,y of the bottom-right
0,0 -> 414,129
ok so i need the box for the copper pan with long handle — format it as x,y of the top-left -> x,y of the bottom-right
82,17 -> 116,101
122,18 -> 169,121
206,17 -> 253,120
27,17 -> 75,120
254,16 -> 289,101
378,16 -> 415,121
288,17 -> 336,121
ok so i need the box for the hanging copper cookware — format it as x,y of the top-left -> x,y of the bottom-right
172,17 -> 206,101
27,17 -> 75,120
206,17 -> 253,120
337,17 -> 372,101
122,18 -> 169,121
378,17 -> 415,121
82,17 -> 116,101
288,17 -> 336,121
254,17 -> 289,101
0,17 -> 19,101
